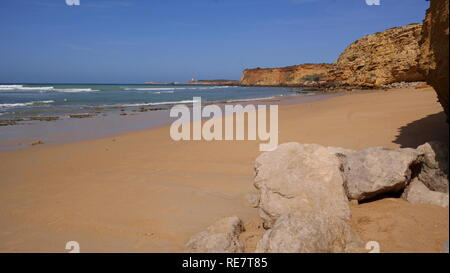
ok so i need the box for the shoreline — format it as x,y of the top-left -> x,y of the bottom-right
0,87 -> 448,253
0,92 -> 340,151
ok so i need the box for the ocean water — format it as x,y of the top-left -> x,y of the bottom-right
0,84 -> 311,118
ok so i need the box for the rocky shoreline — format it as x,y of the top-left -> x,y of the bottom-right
0,105 -> 171,127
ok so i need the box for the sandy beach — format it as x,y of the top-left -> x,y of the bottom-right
0,87 -> 448,253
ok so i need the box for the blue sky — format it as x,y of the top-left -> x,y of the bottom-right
0,0 -> 429,83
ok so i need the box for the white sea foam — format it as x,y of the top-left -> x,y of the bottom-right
125,87 -> 177,91
99,100 -> 195,108
0,85 -> 24,89
0,85 -> 98,92
225,96 -> 277,103
196,86 -> 231,90
0,100 -> 55,108
53,88 -> 99,93
124,86 -> 233,91
153,91 -> 175,94
122,100 -> 195,107
98,96 -> 276,109
0,85 -> 54,91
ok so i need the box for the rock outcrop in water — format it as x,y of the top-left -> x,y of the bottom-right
417,0 -> 449,118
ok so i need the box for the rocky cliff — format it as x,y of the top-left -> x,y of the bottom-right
240,64 -> 333,87
418,0 -> 449,118
332,24 -> 424,87
240,24 -> 425,88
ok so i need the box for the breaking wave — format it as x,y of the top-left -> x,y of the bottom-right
0,85 -> 98,92
0,100 -> 55,108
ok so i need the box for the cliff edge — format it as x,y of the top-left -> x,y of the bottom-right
333,24 -> 423,87
240,24 -> 425,88
240,64 -> 333,87
418,0 -> 449,118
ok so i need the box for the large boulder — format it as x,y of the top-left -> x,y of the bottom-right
402,179 -> 449,208
418,0 -> 449,118
255,212 -> 364,253
254,143 -> 351,228
341,147 -> 422,201
416,142 -> 449,193
185,216 -> 245,253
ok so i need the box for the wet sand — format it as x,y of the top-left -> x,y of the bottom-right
0,87 -> 448,252
0,93 -> 338,151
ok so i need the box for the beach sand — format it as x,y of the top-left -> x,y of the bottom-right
0,87 -> 448,253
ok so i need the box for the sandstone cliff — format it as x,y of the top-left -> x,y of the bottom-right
332,24 -> 424,87
240,64 -> 333,87
240,24 -> 425,88
418,0 -> 449,118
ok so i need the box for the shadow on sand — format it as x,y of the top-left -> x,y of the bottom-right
394,112 -> 449,148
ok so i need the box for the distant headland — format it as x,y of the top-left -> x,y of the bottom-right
144,79 -> 240,86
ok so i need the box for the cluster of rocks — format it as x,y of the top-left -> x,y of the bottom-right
0,116 -> 60,127
0,106 -> 173,127
185,141 -> 448,253
381,81 -> 427,89
0,119 -> 18,126
136,107 -> 166,112
69,113 -> 96,119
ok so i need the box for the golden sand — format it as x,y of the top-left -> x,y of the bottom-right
0,87 -> 448,252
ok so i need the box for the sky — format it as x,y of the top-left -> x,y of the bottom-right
0,0 -> 430,84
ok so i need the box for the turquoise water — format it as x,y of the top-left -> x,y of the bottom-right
0,84 -> 310,118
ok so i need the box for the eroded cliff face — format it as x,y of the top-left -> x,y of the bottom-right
240,64 -> 333,87
333,24 -> 424,87
418,0 -> 449,118
240,24 -> 425,88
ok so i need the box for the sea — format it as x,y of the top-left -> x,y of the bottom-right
0,84 -> 312,119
